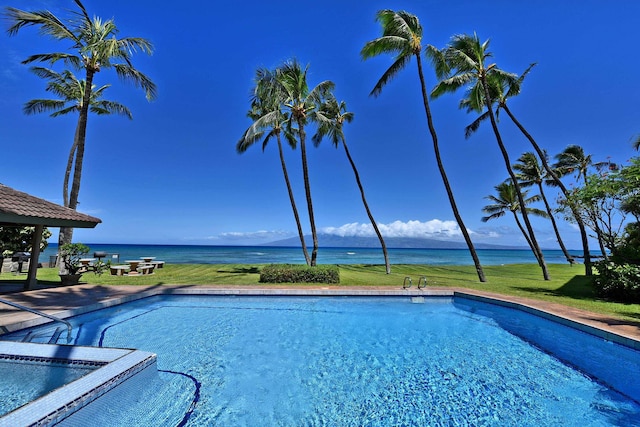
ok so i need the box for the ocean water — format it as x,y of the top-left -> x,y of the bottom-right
39,244 -> 573,266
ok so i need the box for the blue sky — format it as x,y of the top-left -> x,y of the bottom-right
1,0 -> 638,249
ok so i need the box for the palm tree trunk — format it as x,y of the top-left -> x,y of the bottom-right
61,69 -> 95,249
501,104 -> 592,275
415,55 -> 486,282
276,134 -> 310,265
298,121 -> 318,266
342,141 -> 391,274
481,78 -> 550,280
537,182 -> 574,264
512,211 -> 539,261
63,133 -> 79,207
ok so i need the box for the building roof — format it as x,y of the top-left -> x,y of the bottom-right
0,184 -> 101,228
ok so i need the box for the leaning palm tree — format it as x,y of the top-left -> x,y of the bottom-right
6,0 -> 156,247
313,97 -> 391,274
463,65 -> 594,275
25,67 -> 132,211
482,180 -> 549,260
237,67 -> 311,265
514,152 -> 574,264
277,60 -> 334,266
430,33 -> 550,280
361,10 -> 486,282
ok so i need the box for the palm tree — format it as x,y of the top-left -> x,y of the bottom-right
485,68 -> 594,275
514,152 -> 574,264
6,0 -> 156,247
482,180 -> 548,259
277,60 -> 334,266
463,64 -> 594,274
361,10 -> 486,282
25,67 -> 132,210
554,145 -> 609,258
313,97 -> 392,274
237,67 -> 311,265
430,33 -> 550,280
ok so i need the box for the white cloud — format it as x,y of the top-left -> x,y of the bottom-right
321,219 -> 462,239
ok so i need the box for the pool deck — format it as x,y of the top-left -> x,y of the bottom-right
0,284 -> 639,348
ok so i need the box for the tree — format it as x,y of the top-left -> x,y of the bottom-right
238,67 -> 311,265
277,60 -> 334,266
514,152 -> 574,264
6,0 -> 157,247
361,10 -> 486,282
554,145 -> 611,257
482,180 -> 548,260
313,97 -> 392,274
430,33 -> 550,280
25,67 -> 132,209
481,66 -> 595,275
0,226 -> 52,268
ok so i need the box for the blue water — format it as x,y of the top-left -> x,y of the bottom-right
0,359 -> 97,417
6,296 -> 640,426
39,244 -> 573,265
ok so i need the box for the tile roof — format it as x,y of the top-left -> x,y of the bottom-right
0,184 -> 101,228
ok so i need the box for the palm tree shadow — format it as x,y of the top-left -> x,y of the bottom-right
514,275 -> 595,300
217,267 -> 260,274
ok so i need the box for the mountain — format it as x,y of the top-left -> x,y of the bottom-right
265,234 -> 524,249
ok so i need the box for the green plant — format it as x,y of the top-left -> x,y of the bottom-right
59,243 -> 90,275
593,260 -> 640,303
260,264 -> 340,283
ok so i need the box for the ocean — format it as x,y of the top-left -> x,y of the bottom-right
39,244 -> 573,266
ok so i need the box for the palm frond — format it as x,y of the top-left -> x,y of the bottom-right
369,54 -> 411,97
113,64 -> 157,101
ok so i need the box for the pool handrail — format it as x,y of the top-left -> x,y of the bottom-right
0,297 -> 72,342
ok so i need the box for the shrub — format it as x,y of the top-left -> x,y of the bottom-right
260,264 -> 340,284
593,260 -> 640,303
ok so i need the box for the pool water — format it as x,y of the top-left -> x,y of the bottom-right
5,296 -> 640,426
0,358 -> 98,417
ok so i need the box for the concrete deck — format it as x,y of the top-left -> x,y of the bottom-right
0,284 -> 638,348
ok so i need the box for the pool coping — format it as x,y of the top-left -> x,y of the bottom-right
0,285 -> 638,350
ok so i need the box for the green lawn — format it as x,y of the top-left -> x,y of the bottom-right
2,263 -> 639,324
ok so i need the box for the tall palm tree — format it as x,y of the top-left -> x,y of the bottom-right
313,97 -> 392,274
554,145 -> 609,257
237,67 -> 311,265
430,33 -> 550,280
514,152 -> 574,264
486,68 -> 594,275
25,67 -> 132,210
482,180 -> 548,260
6,0 -> 156,247
361,10 -> 486,282
277,60 -> 334,266
463,65 -> 594,274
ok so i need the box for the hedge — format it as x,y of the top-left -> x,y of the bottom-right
593,260 -> 640,303
259,264 -> 340,284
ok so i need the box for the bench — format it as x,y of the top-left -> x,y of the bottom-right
151,261 -> 165,269
110,266 -> 129,276
139,264 -> 155,275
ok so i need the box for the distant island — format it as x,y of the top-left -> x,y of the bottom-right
266,234 -> 527,250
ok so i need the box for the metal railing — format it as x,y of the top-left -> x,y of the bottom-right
0,298 -> 72,342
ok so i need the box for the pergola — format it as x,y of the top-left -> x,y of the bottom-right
0,184 -> 101,290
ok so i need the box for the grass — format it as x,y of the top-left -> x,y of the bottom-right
1,262 -> 639,323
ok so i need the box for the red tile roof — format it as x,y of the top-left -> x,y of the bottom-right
0,184 -> 101,228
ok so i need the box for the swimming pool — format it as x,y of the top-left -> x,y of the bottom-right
3,294 -> 640,426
